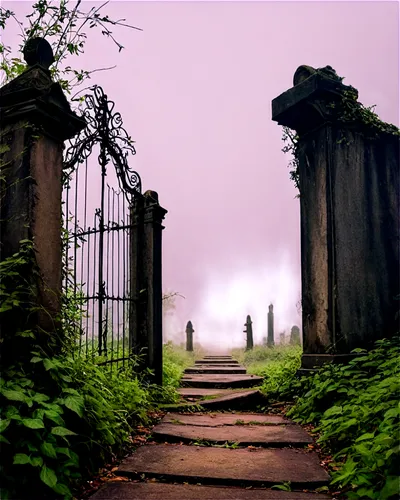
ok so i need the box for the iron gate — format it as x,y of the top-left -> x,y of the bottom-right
63,85 -> 142,367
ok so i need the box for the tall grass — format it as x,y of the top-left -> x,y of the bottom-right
232,344 -> 302,396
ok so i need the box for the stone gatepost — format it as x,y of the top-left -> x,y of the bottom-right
0,38 -> 85,352
267,304 -> 275,346
186,321 -> 194,352
272,65 -> 400,371
244,315 -> 254,351
129,190 -> 167,385
290,325 -> 301,346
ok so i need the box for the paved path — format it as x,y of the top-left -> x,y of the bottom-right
91,355 -> 332,499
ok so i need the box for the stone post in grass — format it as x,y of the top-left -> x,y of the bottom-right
186,320 -> 194,352
267,304 -> 275,346
244,315 -> 254,351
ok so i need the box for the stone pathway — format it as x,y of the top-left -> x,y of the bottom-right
91,355 -> 332,499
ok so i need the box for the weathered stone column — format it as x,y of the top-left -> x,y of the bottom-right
272,65 -> 400,370
267,304 -> 275,346
290,325 -> 301,346
186,321 -> 194,351
0,38 -> 85,352
244,315 -> 253,351
129,190 -> 167,385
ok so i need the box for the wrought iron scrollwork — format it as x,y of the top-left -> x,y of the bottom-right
63,85 -> 142,201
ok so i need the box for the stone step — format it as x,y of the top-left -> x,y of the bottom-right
117,444 -> 330,488
90,482 -> 332,499
185,366 -> 247,374
181,374 -> 263,389
178,388 -> 231,399
163,412 -> 296,427
152,422 -> 313,447
199,390 -> 266,410
204,355 -> 232,358
195,360 -> 240,365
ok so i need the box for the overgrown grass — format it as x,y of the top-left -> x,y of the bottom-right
258,337 -> 400,500
0,352 -> 155,499
232,344 -> 302,396
163,341 -> 204,387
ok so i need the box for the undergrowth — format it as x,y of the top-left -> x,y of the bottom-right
0,240 -> 181,498
232,344 -> 302,396
264,338 -> 400,500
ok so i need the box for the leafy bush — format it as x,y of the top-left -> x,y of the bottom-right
232,344 -> 302,396
0,352 -> 153,499
287,338 -> 400,500
163,341 -> 203,387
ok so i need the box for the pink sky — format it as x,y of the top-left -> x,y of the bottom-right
3,1 -> 399,349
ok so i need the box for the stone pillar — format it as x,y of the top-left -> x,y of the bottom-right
290,325 -> 301,346
186,321 -> 194,351
129,190 -> 167,385
272,65 -> 400,370
267,304 -> 275,346
0,38 -> 85,353
244,315 -> 253,351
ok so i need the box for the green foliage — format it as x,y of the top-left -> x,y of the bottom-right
163,341 -> 203,388
284,338 -> 400,500
0,351 -> 152,499
232,344 -> 302,397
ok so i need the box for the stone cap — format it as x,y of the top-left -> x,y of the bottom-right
0,38 -> 85,141
271,65 -> 356,134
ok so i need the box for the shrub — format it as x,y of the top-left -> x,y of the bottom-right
0,350 -> 155,499
232,344 -> 302,397
287,337 -> 400,500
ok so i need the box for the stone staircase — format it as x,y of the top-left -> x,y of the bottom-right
91,355 -> 333,499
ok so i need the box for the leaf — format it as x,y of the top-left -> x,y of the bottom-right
355,432 -> 375,442
51,426 -> 77,436
0,419 -> 10,433
63,395 -> 84,417
30,356 -> 42,363
43,358 -> 56,371
0,435 -> 10,444
44,410 -> 64,426
41,442 -> 57,459
2,390 -> 27,403
379,475 -> 400,499
31,456 -> 43,467
40,465 -> 57,489
52,483 -> 71,496
22,418 -> 45,429
13,453 -> 31,465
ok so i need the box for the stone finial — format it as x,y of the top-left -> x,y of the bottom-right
23,37 -> 55,69
293,65 -> 341,86
144,190 -> 159,203
268,303 -> 273,313
293,65 -> 316,86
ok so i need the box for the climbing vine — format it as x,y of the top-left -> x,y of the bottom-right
281,72 -> 400,193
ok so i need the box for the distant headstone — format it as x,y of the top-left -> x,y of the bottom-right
290,325 -> 301,346
186,321 -> 194,352
262,336 -> 268,346
279,332 -> 286,345
267,304 -> 275,347
244,315 -> 254,351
